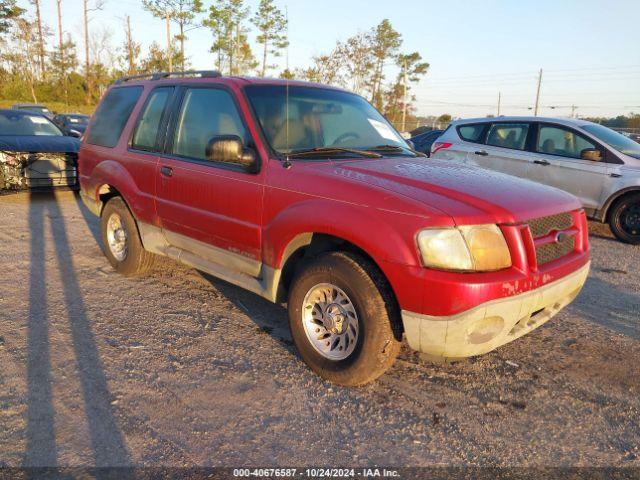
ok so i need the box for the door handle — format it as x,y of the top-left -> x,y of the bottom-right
474,150 -> 488,156
610,172 -> 622,178
160,166 -> 173,177
534,159 -> 550,166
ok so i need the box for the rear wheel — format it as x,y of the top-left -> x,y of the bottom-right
287,252 -> 401,386
100,196 -> 155,275
608,193 -> 640,245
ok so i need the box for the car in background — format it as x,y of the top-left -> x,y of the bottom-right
0,109 -> 80,190
11,103 -> 54,119
410,129 -> 443,156
53,113 -> 90,137
431,116 -> 640,244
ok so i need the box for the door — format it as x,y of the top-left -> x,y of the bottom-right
469,122 -> 534,178
155,86 -> 264,272
527,123 -> 608,209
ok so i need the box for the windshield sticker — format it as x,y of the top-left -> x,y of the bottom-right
29,116 -> 49,124
368,118 -> 400,141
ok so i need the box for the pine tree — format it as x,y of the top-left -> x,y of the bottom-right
205,0 -> 256,75
0,0 -> 23,36
369,19 -> 402,110
251,0 -> 288,77
172,0 -> 203,71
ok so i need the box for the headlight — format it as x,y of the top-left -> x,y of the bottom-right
417,225 -> 511,272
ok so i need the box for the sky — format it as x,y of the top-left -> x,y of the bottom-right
27,0 -> 640,119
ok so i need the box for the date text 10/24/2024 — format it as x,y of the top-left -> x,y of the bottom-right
233,468 -> 401,478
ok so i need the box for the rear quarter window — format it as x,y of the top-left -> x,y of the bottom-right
457,124 -> 487,143
87,86 -> 143,148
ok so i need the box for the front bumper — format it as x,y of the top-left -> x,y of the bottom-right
401,261 -> 590,358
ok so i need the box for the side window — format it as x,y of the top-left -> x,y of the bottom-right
87,86 -> 143,148
486,123 -> 529,151
172,88 -> 248,162
131,87 -> 173,152
457,124 -> 487,143
537,125 -> 598,160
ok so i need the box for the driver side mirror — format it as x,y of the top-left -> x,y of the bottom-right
580,148 -> 602,162
67,129 -> 82,138
205,135 -> 257,171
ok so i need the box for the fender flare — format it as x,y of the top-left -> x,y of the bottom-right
87,159 -> 149,220
263,199 -> 419,270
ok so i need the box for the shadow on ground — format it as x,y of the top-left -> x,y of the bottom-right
23,192 -> 130,467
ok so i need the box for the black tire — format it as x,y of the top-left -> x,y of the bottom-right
608,193 -> 640,245
100,196 -> 155,276
288,251 -> 401,386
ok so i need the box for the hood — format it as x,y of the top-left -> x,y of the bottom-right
0,135 -> 80,153
317,157 -> 581,225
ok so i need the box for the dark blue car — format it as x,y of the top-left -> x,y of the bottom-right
0,109 -> 80,190
53,113 -> 91,136
410,129 -> 444,156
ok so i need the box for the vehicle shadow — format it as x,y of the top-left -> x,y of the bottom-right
198,272 -> 296,355
569,274 -> 640,340
73,191 -> 102,248
23,192 -> 130,468
24,193 -> 57,467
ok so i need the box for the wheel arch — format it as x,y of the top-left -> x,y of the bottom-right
601,187 -> 640,222
86,159 -> 148,221
275,232 -> 404,339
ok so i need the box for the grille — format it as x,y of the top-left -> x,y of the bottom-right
528,212 -> 573,238
536,235 -> 576,266
527,212 -> 576,266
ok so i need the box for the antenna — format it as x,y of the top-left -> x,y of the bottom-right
283,5 -> 292,169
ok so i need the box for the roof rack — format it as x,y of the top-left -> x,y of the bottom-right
113,70 -> 222,85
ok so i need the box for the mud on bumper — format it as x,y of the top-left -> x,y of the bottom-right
401,262 -> 590,358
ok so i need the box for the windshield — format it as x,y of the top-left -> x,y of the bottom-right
581,123 -> 640,160
20,106 -> 51,115
66,115 -> 89,124
0,112 -> 63,136
244,85 -> 409,157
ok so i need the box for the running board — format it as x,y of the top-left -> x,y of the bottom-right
137,222 -> 280,302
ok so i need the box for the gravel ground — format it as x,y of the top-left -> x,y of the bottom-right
0,190 -> 638,468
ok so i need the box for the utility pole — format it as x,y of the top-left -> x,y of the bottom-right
32,0 -> 45,78
165,11 -> 172,72
534,68 -> 543,116
125,15 -> 135,75
571,104 -> 577,118
401,58 -> 408,133
497,91 -> 501,116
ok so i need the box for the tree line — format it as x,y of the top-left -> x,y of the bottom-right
0,0 -> 428,129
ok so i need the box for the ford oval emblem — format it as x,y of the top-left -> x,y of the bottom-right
555,232 -> 568,243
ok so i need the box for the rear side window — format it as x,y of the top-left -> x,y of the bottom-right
486,123 -> 529,151
457,124 -> 487,143
131,87 -> 173,152
87,86 -> 143,148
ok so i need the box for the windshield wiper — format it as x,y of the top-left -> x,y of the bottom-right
286,147 -> 382,159
368,144 -> 427,157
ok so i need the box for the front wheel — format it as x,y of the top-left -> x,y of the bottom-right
287,252 -> 401,386
100,196 -> 155,275
609,193 -> 640,245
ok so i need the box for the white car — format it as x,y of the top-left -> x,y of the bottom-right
431,116 -> 640,244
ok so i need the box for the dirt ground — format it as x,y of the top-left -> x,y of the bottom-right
0,190 -> 638,468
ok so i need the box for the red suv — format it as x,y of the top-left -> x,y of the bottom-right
79,71 -> 590,386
